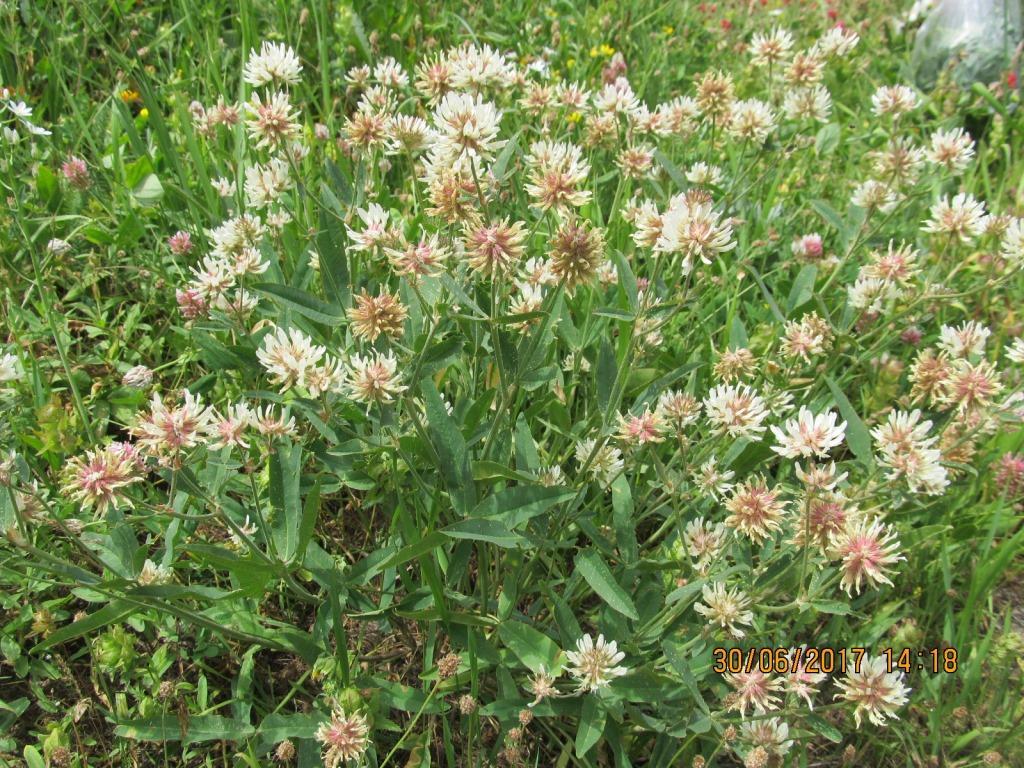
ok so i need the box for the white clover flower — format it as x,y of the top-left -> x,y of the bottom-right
47,238 -> 72,255
694,582 -> 753,637
922,193 -> 987,242
814,26 -> 859,57
770,407 -> 847,459
593,77 -> 641,115
703,383 -> 769,440
244,157 -> 291,208
830,517 -> 904,595
926,127 -> 975,174
431,91 -> 504,168
937,320 -> 990,359
871,84 -> 919,118
244,89 -> 301,150
373,56 -> 409,89
1007,337 -> 1024,364
346,351 -> 407,405
783,85 -> 831,123
243,41 -> 302,87
693,456 -> 735,500
137,559 -> 173,586
851,179 -> 898,213
655,196 -> 736,270
1000,217 -> 1024,266
727,99 -> 776,144
565,634 -> 628,692
0,352 -> 22,385
346,203 -> 391,253
749,27 -> 794,66
256,326 -> 327,392
871,409 -> 949,495
121,365 -> 153,389
835,655 -> 910,727
575,438 -> 623,488
449,43 -> 516,92
685,161 -> 723,186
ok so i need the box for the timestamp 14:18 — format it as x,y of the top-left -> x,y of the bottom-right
884,647 -> 959,674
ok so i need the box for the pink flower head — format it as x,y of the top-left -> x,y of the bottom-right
61,156 -> 90,190
175,287 -> 209,319
168,231 -> 193,255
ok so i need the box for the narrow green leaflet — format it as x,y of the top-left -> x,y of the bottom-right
443,518 -> 528,548
825,376 -> 874,465
497,620 -> 562,672
253,282 -> 345,325
471,485 -> 575,528
574,550 -> 639,620
422,378 -> 476,515
576,695 -> 606,757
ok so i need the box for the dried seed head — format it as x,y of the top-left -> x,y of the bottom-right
547,218 -> 605,291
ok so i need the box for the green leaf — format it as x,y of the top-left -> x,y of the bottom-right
269,441 -> 303,562
611,250 -> 638,313
132,173 -> 164,205
574,550 -> 639,620
514,414 -> 540,472
33,600 -> 135,653
654,149 -> 687,190
787,264 -> 818,313
576,696 -> 606,757
729,316 -> 748,349
611,476 -> 638,565
295,479 -> 321,566
115,715 -> 254,744
806,713 -> 843,743
442,518 -> 527,548
746,265 -> 786,323
316,206 -> 350,308
593,307 -> 636,321
375,531 -> 447,573
23,746 -> 45,768
810,198 -> 845,234
825,376 -> 873,466
596,340 -> 616,412
809,599 -> 851,615
815,123 -> 841,156
422,379 -> 476,515
253,283 -> 345,325
497,621 -> 562,672
629,362 -> 702,414
36,165 -> 59,207
256,712 -> 324,742
472,485 -> 575,528
417,337 -> 464,377
491,131 -> 521,181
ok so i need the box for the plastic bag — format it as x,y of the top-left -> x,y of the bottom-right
911,0 -> 1023,88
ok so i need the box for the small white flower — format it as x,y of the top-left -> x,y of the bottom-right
243,41 -> 302,87
703,383 -> 769,440
565,634 -> 628,692
937,320 -> 990,359
835,655 -> 910,727
0,352 -> 22,384
871,85 -> 918,118
770,407 -> 847,459
695,582 -> 754,638
137,559 -> 173,586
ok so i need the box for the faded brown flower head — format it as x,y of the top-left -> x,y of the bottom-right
695,70 -> 735,119
463,218 -> 527,276
438,652 -> 461,678
274,739 -> 297,762
548,218 -> 606,291
347,289 -> 409,342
